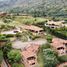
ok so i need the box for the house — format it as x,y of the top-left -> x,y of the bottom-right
21,25 -> 43,35
1,28 -> 22,35
51,38 -> 67,56
21,44 -> 39,67
45,20 -> 65,29
0,12 -> 7,17
57,62 -> 67,67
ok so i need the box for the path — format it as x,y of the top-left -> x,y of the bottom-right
12,39 -> 47,49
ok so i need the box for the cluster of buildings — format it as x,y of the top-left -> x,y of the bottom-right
0,25 -> 44,67
0,41 -> 40,67
1,25 -> 43,35
0,16 -> 67,67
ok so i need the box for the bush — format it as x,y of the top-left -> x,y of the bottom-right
0,34 -> 8,41
58,55 -> 67,62
3,42 -> 12,57
38,47 -> 59,67
43,49 -> 59,67
46,34 -> 53,43
5,34 -> 15,38
12,63 -> 24,67
7,50 -> 21,63
40,44 -> 51,50
0,50 -> 3,64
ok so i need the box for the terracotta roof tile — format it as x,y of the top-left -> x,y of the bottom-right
21,44 -> 39,59
22,25 -> 43,32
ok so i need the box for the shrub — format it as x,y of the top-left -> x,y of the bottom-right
12,63 -> 24,67
46,34 -> 53,43
40,44 -> 51,50
58,55 -> 67,62
43,48 -> 59,67
0,50 -> 3,64
3,42 -> 12,57
7,50 -> 21,63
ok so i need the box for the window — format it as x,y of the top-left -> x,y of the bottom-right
57,47 -> 64,50
27,56 -> 35,60
31,63 -> 35,65
39,30 -> 43,32
14,31 -> 18,33
65,43 -> 67,46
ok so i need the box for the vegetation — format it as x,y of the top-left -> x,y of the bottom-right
7,50 -> 21,63
0,0 -> 67,66
0,24 -> 15,31
43,48 -> 59,67
0,50 -> 3,64
3,42 -> 12,56
38,45 -> 59,67
46,34 -> 53,43
0,34 -> 8,41
14,16 -> 46,25
58,55 -> 67,62
37,44 -> 51,67
6,0 -> 67,18
45,27 -> 67,39
12,63 -> 24,67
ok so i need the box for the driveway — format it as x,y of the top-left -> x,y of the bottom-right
12,39 -> 47,49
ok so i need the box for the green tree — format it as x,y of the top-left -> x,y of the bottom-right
3,42 -> 12,58
46,34 -> 53,43
0,34 -> 7,40
43,48 -> 59,67
7,50 -> 21,63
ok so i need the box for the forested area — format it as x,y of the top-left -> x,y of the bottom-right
8,0 -> 67,17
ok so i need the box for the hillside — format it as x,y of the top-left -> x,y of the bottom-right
0,0 -> 67,17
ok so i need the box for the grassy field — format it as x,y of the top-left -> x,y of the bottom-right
0,16 -> 48,27
14,16 -> 48,24
0,16 -> 48,32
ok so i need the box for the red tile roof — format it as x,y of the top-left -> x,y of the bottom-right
21,44 -> 39,59
52,38 -> 67,44
51,38 -> 67,49
22,25 -> 43,32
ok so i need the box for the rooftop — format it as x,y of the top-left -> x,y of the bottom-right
51,38 -> 67,48
21,44 -> 39,59
52,38 -> 67,44
47,21 -> 64,25
21,25 -> 43,32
